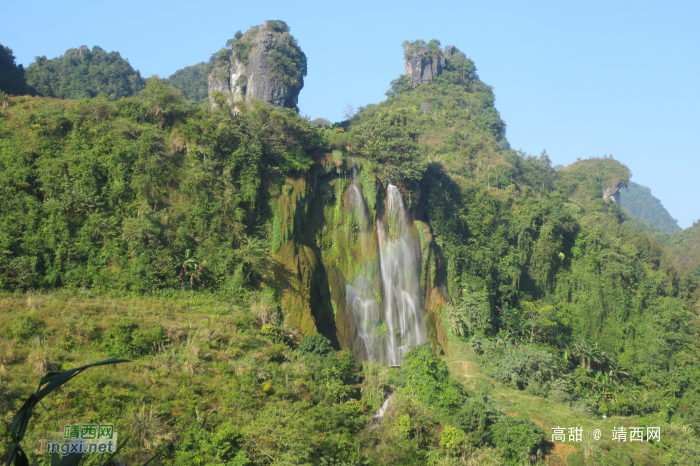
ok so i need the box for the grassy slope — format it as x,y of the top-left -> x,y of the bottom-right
442,337 -> 670,466
0,291 -> 683,466
0,292 -> 247,464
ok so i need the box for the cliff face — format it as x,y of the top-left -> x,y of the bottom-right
404,44 -> 445,87
208,21 -> 306,109
270,152 -> 449,359
403,41 -> 466,87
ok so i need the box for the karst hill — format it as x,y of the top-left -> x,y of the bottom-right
207,20 -> 306,110
0,21 -> 699,466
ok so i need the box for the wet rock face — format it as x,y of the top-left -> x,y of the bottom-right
208,20 -> 306,110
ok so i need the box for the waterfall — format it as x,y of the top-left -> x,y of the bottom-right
345,161 -> 426,365
376,184 -> 426,365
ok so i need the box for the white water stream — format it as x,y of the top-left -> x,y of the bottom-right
345,161 -> 426,365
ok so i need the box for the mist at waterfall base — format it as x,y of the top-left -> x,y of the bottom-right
345,161 -> 426,366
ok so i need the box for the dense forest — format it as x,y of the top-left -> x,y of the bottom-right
620,182 -> 681,234
1,33 -> 699,466
168,62 -> 208,105
0,44 -> 145,100
24,46 -> 146,100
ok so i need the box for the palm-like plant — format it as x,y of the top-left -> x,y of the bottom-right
4,359 -> 170,466
177,249 -> 203,286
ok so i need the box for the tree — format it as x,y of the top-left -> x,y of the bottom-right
352,108 -> 425,182
385,74 -> 412,97
142,76 -> 189,127
0,44 -> 29,95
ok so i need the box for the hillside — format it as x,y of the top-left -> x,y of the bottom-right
620,182 -> 681,234
168,62 -> 208,105
1,32 -> 699,466
664,221 -> 700,279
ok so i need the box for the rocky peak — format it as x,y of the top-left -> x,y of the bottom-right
403,41 -> 464,87
208,20 -> 306,110
403,40 -> 444,87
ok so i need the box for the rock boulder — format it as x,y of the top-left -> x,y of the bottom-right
208,20 -> 306,110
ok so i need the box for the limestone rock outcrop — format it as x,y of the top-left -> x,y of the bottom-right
603,183 -> 624,204
208,20 -> 306,109
403,41 -> 465,87
403,43 -> 445,87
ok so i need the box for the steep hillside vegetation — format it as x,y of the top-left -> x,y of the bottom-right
168,62 -> 208,105
620,182 -> 681,234
665,221 -> 700,278
1,36 -> 699,466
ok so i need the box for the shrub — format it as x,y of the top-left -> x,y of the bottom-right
450,399 -> 491,444
480,344 -> 557,390
103,318 -> 165,358
268,36 -> 307,88
28,337 -> 53,373
385,74 -> 412,97
9,315 -> 43,341
298,333 -> 334,357
266,20 -> 290,33
0,341 -> 16,372
490,416 -> 547,465
400,343 -> 465,412
443,291 -> 491,338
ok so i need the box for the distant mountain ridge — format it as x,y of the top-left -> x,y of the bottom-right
168,62 -> 208,104
619,181 -> 681,234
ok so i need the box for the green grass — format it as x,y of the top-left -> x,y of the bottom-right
0,291 -> 277,465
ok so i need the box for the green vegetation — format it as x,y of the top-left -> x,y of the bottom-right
1,34 -> 699,465
264,21 -> 307,89
232,35 -> 255,67
268,35 -> 307,88
402,39 -> 443,61
0,80 -> 320,296
0,44 -> 29,96
25,46 -> 146,100
620,181 -> 681,234
664,221 -> 700,279
168,62 -> 209,105
385,74 -> 412,98
0,294 -> 362,465
352,108 -> 425,182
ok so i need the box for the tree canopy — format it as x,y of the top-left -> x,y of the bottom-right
0,44 -> 29,95
25,45 -> 146,100
168,62 -> 209,105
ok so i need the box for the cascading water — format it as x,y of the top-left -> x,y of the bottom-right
345,160 -> 426,365
376,184 -> 426,364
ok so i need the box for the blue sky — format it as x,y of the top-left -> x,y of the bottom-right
3,0 -> 698,227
